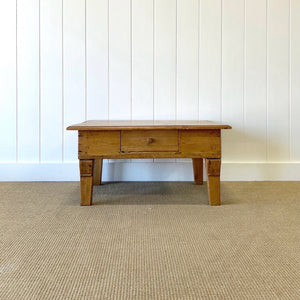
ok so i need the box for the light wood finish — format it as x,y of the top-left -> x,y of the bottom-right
67,120 -> 232,131
205,158 -> 221,206
80,151 -> 215,159
180,130 -> 221,158
79,131 -> 120,158
78,130 -> 222,159
121,130 -> 178,152
93,159 -> 103,185
68,120 -> 231,206
192,158 -> 203,185
79,159 -> 94,206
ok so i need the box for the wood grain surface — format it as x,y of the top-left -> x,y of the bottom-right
67,120 -> 232,131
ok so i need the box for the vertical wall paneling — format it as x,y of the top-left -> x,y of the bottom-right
290,0 -> 300,161
0,1 -> 16,162
221,0 -> 245,161
154,0 -> 176,120
267,0 -> 290,161
86,0 -> 109,120
109,0 -> 131,120
63,0 -> 85,162
132,0 -> 154,120
40,0 -> 63,162
198,0 -> 222,122
176,0 -> 199,120
1,0 -> 300,181
17,0 -> 40,162
243,0 -> 267,161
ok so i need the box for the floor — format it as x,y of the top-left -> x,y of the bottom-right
1,181 -> 299,299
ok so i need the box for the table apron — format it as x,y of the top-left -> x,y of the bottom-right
78,129 -> 221,159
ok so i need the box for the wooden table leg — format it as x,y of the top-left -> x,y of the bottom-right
93,159 -> 103,185
205,158 -> 221,206
192,158 -> 203,185
80,159 -> 94,206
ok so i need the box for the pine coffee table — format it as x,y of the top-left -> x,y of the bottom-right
67,120 -> 231,206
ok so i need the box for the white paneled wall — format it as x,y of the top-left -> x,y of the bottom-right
0,1 -> 16,162
199,0 -> 222,123
40,0 -> 63,162
291,0 -> 300,161
0,0 -> 300,181
154,0 -> 176,121
17,0 -> 40,162
244,0 -> 267,162
86,0 -> 109,121
267,0 -> 290,161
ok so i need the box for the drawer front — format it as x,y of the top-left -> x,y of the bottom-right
121,130 -> 178,152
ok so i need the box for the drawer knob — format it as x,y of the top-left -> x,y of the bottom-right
147,137 -> 154,144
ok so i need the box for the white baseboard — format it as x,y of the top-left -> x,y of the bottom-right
0,161 -> 299,181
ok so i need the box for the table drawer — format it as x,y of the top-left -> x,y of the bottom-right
121,130 -> 178,152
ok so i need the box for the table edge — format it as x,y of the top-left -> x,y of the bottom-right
67,125 -> 232,130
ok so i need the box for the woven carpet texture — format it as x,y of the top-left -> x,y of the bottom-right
1,182 -> 299,299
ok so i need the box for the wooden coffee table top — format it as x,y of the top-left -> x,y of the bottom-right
67,120 -> 232,131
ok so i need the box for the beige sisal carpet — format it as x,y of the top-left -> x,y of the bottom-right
0,182 -> 299,299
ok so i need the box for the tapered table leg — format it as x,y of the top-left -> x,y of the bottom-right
205,158 -> 221,206
192,158 -> 203,185
93,159 -> 103,185
80,159 -> 94,206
